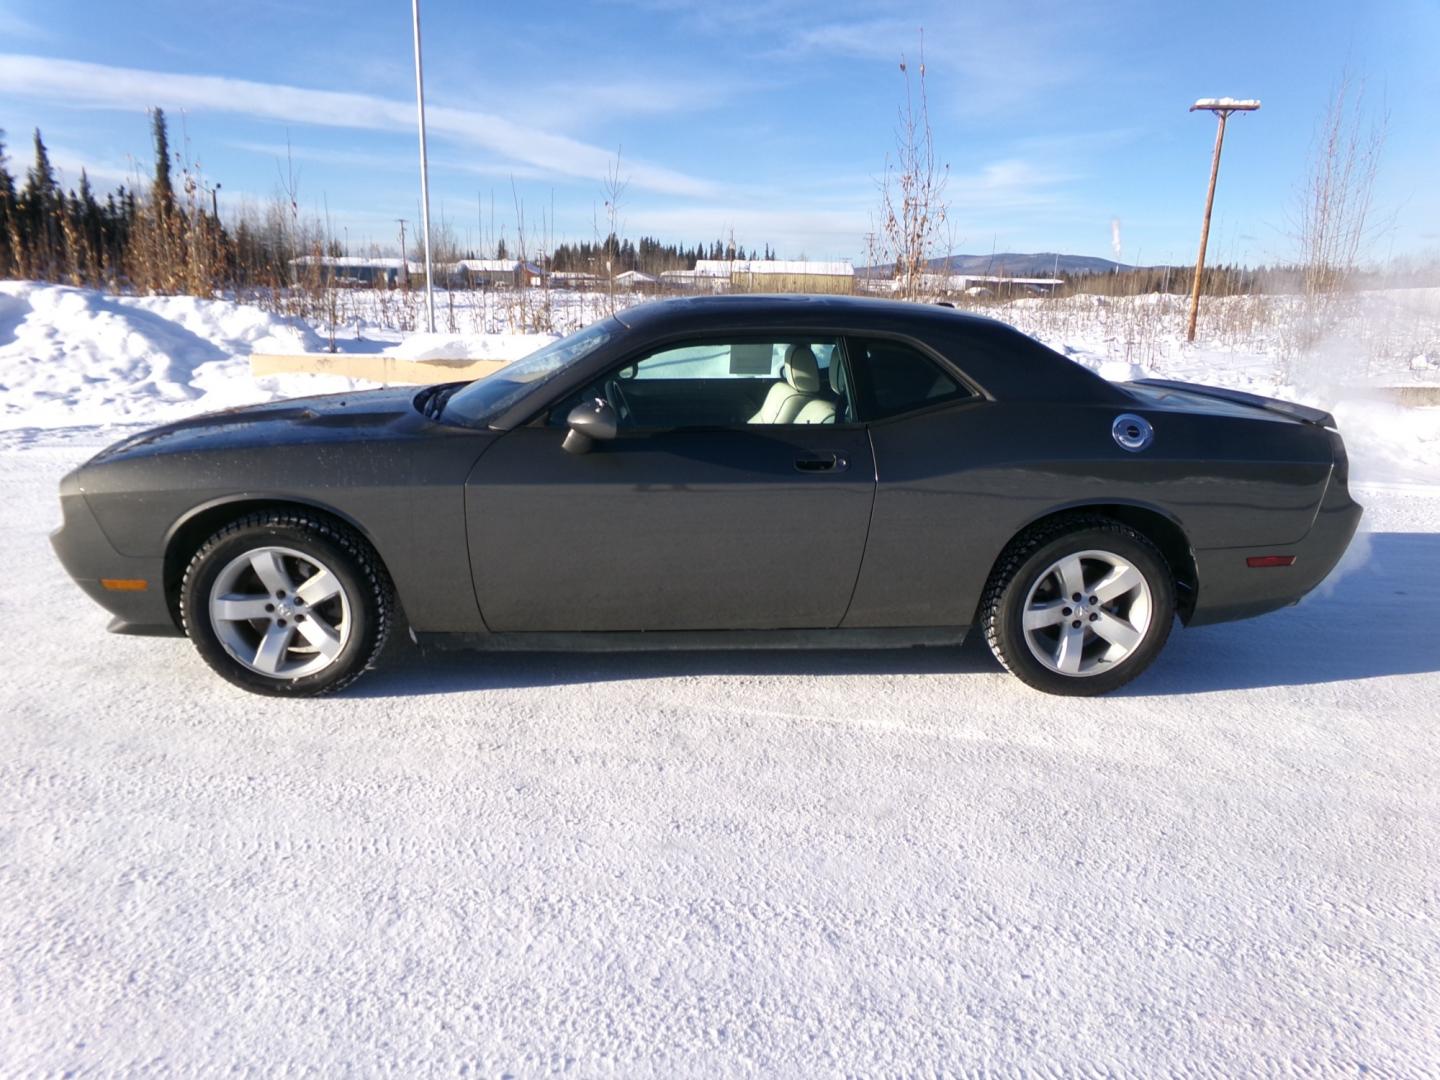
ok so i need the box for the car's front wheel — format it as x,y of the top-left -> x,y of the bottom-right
180,511 -> 393,696
982,516 -> 1175,695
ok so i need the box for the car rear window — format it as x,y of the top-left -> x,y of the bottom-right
850,338 -> 974,420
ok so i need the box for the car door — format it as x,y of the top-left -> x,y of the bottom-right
464,336 -> 877,632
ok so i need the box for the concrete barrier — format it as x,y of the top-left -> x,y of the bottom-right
1384,385 -> 1440,407
250,353 -> 510,385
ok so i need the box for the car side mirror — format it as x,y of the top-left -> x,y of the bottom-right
563,398 -> 618,454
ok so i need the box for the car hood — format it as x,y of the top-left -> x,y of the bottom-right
88,386 -> 427,464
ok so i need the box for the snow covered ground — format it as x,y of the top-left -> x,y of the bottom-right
2,283 -> 1439,1073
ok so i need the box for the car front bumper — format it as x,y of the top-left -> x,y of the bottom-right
51,467 -> 182,636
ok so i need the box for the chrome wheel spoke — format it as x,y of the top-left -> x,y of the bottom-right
295,613 -> 343,659
212,594 -> 272,621
250,550 -> 294,596
1092,564 -> 1142,603
1056,556 -> 1088,600
252,622 -> 296,674
1054,623 -> 1086,673
1091,611 -> 1141,652
295,568 -> 341,606
1024,599 -> 1070,630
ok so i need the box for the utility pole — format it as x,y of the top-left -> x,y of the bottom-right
1186,98 -> 1259,342
411,0 -> 436,332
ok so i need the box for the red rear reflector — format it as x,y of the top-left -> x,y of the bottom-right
100,578 -> 149,591
1245,555 -> 1296,568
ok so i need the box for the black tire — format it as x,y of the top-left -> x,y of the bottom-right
981,515 -> 1175,696
180,510 -> 394,696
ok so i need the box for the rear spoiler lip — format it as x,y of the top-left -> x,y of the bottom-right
1130,378 -> 1336,428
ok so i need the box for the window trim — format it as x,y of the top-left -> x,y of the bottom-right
538,331 -> 866,433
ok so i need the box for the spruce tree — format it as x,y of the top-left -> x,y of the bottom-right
0,130 -> 16,274
151,108 -> 175,217
21,129 -> 60,277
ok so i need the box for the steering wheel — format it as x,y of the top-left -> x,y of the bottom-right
604,374 -> 633,424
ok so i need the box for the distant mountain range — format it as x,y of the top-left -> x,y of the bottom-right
857,253 -> 1137,277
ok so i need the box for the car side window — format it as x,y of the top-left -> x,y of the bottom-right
848,338 -> 974,420
555,338 -> 853,429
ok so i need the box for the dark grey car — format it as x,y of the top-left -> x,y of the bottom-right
52,295 -> 1362,696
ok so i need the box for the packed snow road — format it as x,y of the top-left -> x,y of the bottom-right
3,433 -> 1438,1075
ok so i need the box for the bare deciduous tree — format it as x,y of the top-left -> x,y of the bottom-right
877,32 -> 948,302
602,148 -> 629,314
1296,73 -> 1387,300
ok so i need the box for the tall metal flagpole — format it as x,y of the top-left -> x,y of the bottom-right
411,0 -> 436,333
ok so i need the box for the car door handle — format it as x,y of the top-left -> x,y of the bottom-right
794,453 -> 848,473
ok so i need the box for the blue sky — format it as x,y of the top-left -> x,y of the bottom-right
1,0 -> 1435,265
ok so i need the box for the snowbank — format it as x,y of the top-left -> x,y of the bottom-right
0,283 -> 552,432
0,282 -> 352,430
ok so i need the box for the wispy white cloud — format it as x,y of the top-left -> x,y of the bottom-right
0,2 -> 46,41
629,203 -> 864,259
945,159 -> 1073,212
0,54 -> 720,197
226,139 -> 556,185
790,10 -> 1091,119
43,145 -> 142,188
630,154 -> 1072,257
446,72 -> 748,132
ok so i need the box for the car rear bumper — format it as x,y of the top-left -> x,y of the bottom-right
1187,469 -> 1363,627
51,468 -> 181,636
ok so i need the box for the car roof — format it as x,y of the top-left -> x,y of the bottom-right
613,293 -> 1015,334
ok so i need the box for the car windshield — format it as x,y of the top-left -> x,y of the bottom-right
442,318 -> 616,426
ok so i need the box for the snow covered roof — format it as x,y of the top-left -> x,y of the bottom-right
451,259 -> 522,272
697,259 -> 854,277
916,272 -> 1064,288
616,270 -> 656,283
290,256 -> 423,271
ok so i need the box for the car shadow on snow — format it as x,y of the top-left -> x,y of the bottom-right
352,633 -> 1002,696
349,531 -> 1439,698
1127,530 -> 1440,695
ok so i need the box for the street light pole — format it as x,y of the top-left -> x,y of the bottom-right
1185,98 -> 1259,343
411,0 -> 436,333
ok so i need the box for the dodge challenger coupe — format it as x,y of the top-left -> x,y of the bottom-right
52,295 -> 1361,697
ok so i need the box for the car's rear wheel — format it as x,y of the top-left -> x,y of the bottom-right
180,511 -> 393,696
982,516 -> 1175,696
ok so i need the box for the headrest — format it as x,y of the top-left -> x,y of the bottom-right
783,344 -> 820,393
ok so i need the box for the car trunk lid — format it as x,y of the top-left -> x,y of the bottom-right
1126,378 -> 1336,428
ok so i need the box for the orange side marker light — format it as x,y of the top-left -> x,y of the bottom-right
100,578 -> 149,591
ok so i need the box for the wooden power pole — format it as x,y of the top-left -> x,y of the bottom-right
1186,98 -> 1260,343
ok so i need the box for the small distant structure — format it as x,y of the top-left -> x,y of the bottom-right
659,264 -> 731,293
548,271 -> 604,290
290,255 -> 423,288
911,272 -> 1062,295
615,270 -> 656,289
707,259 -> 855,295
446,259 -> 545,288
